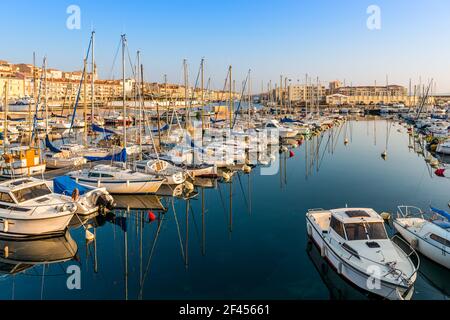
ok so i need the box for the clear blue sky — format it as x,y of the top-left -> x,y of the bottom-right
3,0 -> 450,92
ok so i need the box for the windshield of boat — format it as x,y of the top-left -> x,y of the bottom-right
12,184 -> 52,203
344,222 -> 388,241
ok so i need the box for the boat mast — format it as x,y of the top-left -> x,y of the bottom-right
91,31 -> 95,126
3,81 -> 7,152
229,65 -> 233,127
121,34 -> 127,147
183,59 -> 188,127
83,58 -> 88,145
44,57 -> 49,135
137,50 -> 142,157
201,58 -> 204,136
248,69 -> 251,125
30,52 -> 35,145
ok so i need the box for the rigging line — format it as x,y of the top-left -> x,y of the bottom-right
216,182 -> 229,224
188,203 -> 202,250
232,70 -> 250,129
236,172 -> 249,211
138,213 -> 164,299
108,38 -> 122,80
172,198 -> 186,261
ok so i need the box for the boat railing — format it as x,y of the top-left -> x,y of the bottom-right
328,235 -> 419,285
307,208 -> 326,213
391,235 -> 421,283
2,200 -> 76,217
396,205 -> 424,219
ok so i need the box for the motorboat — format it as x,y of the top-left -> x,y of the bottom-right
436,139 -> 450,155
0,146 -> 46,179
44,143 -> 88,169
0,178 -> 77,238
134,159 -> 186,185
263,119 -> 298,139
49,176 -> 115,216
306,207 -> 419,300
67,164 -> 164,194
394,206 -> 449,269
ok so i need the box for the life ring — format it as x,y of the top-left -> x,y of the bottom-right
71,188 -> 80,201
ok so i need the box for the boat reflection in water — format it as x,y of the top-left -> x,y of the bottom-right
113,194 -> 166,211
418,254 -> 450,298
306,240 -> 375,300
0,231 -> 78,276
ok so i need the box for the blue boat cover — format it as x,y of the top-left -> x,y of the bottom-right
430,206 -> 450,221
45,135 -> 62,153
84,148 -> 127,163
150,124 -> 169,133
92,124 -> 117,135
53,176 -> 90,196
432,220 -> 450,229
280,117 -> 301,124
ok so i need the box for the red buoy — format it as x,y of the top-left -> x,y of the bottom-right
289,151 -> 295,158
435,169 -> 446,177
148,211 -> 156,222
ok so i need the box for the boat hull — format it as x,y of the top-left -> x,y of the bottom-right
0,212 -> 74,239
72,177 -> 164,194
306,217 -> 415,300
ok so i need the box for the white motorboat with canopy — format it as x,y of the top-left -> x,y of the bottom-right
306,207 -> 419,300
394,206 -> 449,269
0,178 -> 77,238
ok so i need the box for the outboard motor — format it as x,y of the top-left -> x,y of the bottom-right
95,193 -> 116,212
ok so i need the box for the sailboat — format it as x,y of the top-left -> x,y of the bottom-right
0,61 -> 46,179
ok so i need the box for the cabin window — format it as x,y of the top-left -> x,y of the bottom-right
13,184 -> 52,203
88,172 -> 101,178
330,216 -> 346,239
344,223 -> 368,241
101,174 -> 114,178
0,192 -> 14,204
365,223 -> 388,240
430,234 -> 450,247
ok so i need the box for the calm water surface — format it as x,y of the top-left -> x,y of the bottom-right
0,119 -> 449,300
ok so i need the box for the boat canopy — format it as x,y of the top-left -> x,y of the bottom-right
430,206 -> 450,221
53,176 -> 90,196
92,124 -> 117,135
45,135 -> 61,153
84,148 -> 127,163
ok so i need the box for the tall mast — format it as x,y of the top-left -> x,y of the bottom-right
30,52 -> 36,145
83,58 -> 88,145
201,58 -> 204,135
121,34 -> 127,147
91,31 -> 95,125
248,70 -> 251,123
44,57 -> 49,135
3,81 -> 8,152
229,65 -> 233,127
136,50 -> 143,158
183,59 -> 188,126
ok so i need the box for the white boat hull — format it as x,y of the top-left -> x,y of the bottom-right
0,212 -> 74,239
306,217 -> 415,300
72,177 -> 164,194
394,220 -> 450,269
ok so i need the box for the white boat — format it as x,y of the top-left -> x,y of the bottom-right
0,178 -> 77,238
44,143 -> 88,169
67,164 -> 164,194
134,159 -> 186,185
306,208 -> 419,300
263,119 -> 298,139
436,139 -> 450,155
394,206 -> 449,269
0,146 -> 46,179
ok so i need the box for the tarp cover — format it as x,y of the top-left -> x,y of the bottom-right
92,124 -> 117,135
84,148 -> 127,163
430,206 -> 450,221
53,175 -> 90,196
45,135 -> 62,153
